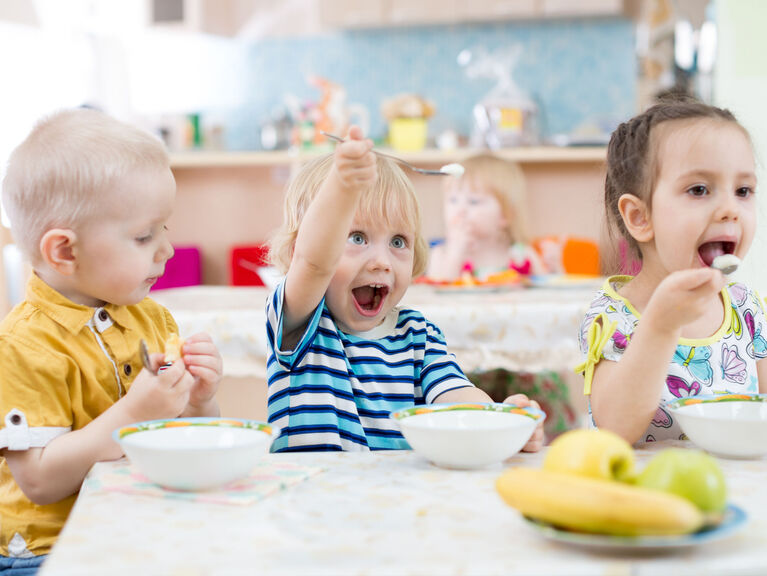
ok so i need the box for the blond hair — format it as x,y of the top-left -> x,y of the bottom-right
1,108 -> 169,265
269,153 -> 429,277
452,154 -> 529,244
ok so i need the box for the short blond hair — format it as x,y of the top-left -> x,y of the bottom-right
269,153 -> 429,277
1,108 -> 169,264
452,154 -> 529,244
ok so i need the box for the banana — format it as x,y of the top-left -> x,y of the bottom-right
496,468 -> 705,537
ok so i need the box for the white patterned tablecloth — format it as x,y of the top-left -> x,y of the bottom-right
41,441 -> 767,576
151,283 -> 598,377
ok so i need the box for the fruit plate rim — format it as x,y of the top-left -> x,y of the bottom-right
521,503 -> 747,551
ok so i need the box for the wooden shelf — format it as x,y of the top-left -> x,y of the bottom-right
169,146 -> 606,168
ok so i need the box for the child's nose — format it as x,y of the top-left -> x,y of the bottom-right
367,244 -> 392,271
716,193 -> 741,221
156,238 -> 174,262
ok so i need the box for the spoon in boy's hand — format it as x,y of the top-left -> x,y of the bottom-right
711,254 -> 740,275
139,339 -> 156,375
321,131 -> 463,177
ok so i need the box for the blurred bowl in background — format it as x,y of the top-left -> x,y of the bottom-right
114,417 -> 279,490
390,403 -> 544,469
666,394 -> 767,459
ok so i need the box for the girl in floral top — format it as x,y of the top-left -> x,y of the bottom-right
577,98 -> 767,444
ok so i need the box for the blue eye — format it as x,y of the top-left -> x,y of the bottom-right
348,232 -> 366,245
391,236 -> 406,249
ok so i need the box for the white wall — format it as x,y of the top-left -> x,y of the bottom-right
715,0 -> 767,293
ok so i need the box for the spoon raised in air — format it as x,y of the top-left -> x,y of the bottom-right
320,131 -> 463,177
711,254 -> 740,275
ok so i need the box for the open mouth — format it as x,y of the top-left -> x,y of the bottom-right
698,241 -> 736,267
351,284 -> 389,317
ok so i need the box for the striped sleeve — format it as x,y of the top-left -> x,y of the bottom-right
410,313 -> 473,403
265,280 -> 326,370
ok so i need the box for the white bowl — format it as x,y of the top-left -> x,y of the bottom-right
113,417 -> 279,490
666,394 -> 767,459
390,403 -> 544,469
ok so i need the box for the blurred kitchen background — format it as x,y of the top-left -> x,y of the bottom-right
1,0 -> 766,307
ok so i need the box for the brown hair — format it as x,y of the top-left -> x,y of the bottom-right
605,98 -> 745,262
269,153 -> 429,277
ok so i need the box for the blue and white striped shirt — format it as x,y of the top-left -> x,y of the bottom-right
266,281 -> 473,452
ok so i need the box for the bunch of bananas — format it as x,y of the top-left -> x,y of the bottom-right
496,429 -> 724,537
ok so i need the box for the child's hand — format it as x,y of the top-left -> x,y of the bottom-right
503,393 -> 545,452
123,359 -> 194,422
180,332 -> 222,416
445,219 -> 477,257
644,267 -> 726,337
332,125 -> 376,192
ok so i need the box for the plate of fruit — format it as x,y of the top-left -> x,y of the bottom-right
496,430 -> 748,552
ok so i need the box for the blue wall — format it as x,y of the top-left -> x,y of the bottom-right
226,18 -> 636,150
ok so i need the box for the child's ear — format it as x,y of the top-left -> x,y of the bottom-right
618,194 -> 653,243
40,229 -> 77,275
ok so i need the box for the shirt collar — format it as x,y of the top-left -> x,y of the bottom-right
25,273 -> 134,334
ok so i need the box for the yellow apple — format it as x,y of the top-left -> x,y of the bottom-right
543,429 -> 635,482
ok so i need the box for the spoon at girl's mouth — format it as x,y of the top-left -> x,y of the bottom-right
711,254 -> 740,275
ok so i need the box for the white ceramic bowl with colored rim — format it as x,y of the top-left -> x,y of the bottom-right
666,394 -> 767,459
113,417 -> 280,491
390,403 -> 545,469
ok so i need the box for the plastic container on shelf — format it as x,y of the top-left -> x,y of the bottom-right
230,244 -> 270,286
151,245 -> 202,291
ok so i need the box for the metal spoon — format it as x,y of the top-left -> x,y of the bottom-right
321,131 -> 450,176
139,339 -> 156,375
711,254 -> 740,275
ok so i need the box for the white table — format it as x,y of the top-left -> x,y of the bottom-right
40,441 -> 767,576
151,282 -> 599,377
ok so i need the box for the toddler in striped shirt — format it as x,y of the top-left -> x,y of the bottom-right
265,126 -> 544,452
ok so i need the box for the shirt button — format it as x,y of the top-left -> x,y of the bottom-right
123,364 -> 132,376
98,310 -> 108,322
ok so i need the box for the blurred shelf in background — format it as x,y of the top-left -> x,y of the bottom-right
169,146 -> 606,168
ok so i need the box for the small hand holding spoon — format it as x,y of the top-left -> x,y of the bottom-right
711,254 -> 741,275
321,131 -> 464,177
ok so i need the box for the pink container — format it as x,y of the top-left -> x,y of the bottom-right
151,245 -> 202,290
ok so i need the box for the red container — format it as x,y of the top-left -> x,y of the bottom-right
230,244 -> 270,286
151,245 -> 202,291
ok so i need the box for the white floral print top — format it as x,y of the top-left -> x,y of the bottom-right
578,276 -> 767,443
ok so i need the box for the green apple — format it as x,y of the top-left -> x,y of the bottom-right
543,429 -> 635,482
635,449 -> 727,513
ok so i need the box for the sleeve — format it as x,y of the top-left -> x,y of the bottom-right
419,319 -> 473,403
162,307 -> 180,337
575,294 -> 632,396
0,334 -> 72,450
265,280 -> 325,370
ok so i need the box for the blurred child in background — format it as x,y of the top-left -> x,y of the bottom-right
427,153 -> 575,439
427,153 -> 545,280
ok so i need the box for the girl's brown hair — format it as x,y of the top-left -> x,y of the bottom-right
605,98 -> 744,261
269,153 -> 429,277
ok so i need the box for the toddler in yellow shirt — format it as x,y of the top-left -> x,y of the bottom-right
0,108 -> 223,573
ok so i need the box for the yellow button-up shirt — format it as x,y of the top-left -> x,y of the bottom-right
0,273 -> 178,557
